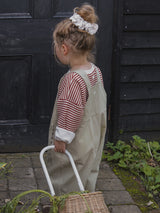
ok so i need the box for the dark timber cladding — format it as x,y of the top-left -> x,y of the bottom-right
111,0 -> 160,142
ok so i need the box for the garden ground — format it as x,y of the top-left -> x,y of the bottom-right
0,152 -> 159,213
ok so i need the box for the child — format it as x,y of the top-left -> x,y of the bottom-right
47,3 -> 107,195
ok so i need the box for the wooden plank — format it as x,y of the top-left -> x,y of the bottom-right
34,0 -> 52,19
124,0 -> 160,14
0,19 -> 55,55
0,124 -> 49,153
120,83 -> 160,100
31,54 -> 52,123
97,0 -> 113,101
0,0 -> 31,14
108,0 -> 123,142
118,131 -> 160,142
120,99 -> 160,116
0,56 -> 31,121
119,114 -> 160,132
122,32 -> 160,48
121,49 -> 160,65
120,66 -> 160,83
123,15 -> 160,32
52,0 -> 98,17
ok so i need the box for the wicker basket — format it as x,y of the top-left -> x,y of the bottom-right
59,191 -> 109,213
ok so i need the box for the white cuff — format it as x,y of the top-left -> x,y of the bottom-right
55,126 -> 75,144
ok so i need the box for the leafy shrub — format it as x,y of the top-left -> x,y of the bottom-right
105,135 -> 160,196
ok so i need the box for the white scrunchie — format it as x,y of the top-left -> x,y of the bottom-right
69,13 -> 98,35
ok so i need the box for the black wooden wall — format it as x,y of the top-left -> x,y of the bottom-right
110,0 -> 160,142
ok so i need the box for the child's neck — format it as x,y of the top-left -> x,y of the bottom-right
69,55 -> 91,71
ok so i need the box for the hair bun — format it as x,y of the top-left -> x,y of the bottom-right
74,3 -> 98,24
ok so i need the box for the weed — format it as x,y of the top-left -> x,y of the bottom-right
105,135 -> 160,196
0,162 -> 13,179
0,189 -> 91,213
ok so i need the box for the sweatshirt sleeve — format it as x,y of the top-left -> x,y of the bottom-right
55,72 -> 88,144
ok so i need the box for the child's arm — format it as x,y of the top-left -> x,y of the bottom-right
54,72 -> 87,148
54,140 -> 66,153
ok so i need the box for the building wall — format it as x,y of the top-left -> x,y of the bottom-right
110,0 -> 160,142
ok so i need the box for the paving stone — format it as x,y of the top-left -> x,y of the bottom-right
0,179 -> 7,191
10,191 -> 44,212
9,178 -> 37,191
149,210 -> 160,213
10,190 -> 49,200
98,168 -> 118,179
0,154 -> 9,159
5,153 -> 30,158
10,167 -> 34,178
109,205 -> 141,213
0,158 -> 6,162
31,153 -> 40,158
103,190 -> 134,205
34,168 -> 46,179
7,157 -> 32,168
31,155 -> 42,168
36,178 -> 50,192
0,191 -> 10,207
100,161 -> 110,169
96,178 -> 125,191
10,190 -> 51,210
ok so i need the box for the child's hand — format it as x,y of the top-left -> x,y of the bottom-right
54,140 -> 66,153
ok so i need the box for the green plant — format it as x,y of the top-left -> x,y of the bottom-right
101,151 -> 107,160
106,135 -> 160,196
0,162 -> 12,179
0,190 -> 52,213
0,189 -> 91,213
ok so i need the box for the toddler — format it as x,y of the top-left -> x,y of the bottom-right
47,3 -> 107,195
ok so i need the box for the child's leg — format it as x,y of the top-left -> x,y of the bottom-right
85,156 -> 100,192
85,139 -> 104,192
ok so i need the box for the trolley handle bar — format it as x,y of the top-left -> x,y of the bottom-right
39,145 -> 85,196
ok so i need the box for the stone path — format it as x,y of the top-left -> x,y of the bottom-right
0,152 -> 142,213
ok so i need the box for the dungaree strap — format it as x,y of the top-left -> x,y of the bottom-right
94,66 -> 102,84
72,69 -> 91,92
72,64 -> 101,94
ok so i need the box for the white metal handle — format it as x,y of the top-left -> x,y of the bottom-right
40,145 -> 85,196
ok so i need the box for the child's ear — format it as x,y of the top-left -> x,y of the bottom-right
62,44 -> 68,55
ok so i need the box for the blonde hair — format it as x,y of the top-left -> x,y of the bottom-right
53,3 -> 98,62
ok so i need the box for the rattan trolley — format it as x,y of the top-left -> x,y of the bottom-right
40,145 -> 109,213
